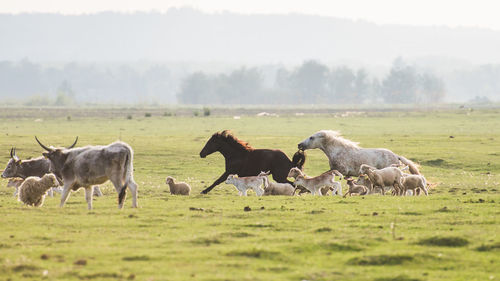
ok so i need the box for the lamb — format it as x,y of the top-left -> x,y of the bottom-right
288,167 -> 343,196
17,174 -> 58,207
401,174 -> 428,196
343,178 -> 369,197
355,174 -> 373,194
359,164 -> 404,195
258,172 -> 295,196
225,174 -> 265,196
165,176 -> 191,195
7,178 -> 24,197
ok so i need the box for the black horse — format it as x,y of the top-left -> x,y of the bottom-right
199,130 -> 306,194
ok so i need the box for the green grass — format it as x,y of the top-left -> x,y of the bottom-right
0,108 -> 499,280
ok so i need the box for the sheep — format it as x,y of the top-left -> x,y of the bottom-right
165,176 -> 191,195
288,167 -> 343,196
291,170 -> 341,196
7,178 -> 24,197
355,174 -> 374,194
258,172 -> 295,196
359,164 -> 404,195
401,174 -> 428,196
17,174 -> 58,207
286,168 -> 309,195
343,178 -> 369,197
225,174 -> 265,196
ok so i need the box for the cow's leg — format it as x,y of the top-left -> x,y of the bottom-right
93,186 -> 103,197
59,182 -> 75,207
108,175 -> 126,209
47,188 -> 54,197
201,171 -> 230,194
127,179 -> 138,208
85,186 -> 94,210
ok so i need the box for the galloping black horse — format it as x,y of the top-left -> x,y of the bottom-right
199,130 -> 306,194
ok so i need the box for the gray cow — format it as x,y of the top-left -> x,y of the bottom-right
35,137 -> 138,209
2,147 -> 103,197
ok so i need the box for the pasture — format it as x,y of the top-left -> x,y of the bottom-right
0,108 -> 499,281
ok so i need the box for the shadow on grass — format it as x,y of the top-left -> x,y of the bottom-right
293,242 -> 364,253
348,254 -> 413,266
417,236 -> 469,247
122,255 -> 151,261
226,248 -> 280,259
191,237 -> 222,246
476,242 -> 500,252
375,275 -> 422,281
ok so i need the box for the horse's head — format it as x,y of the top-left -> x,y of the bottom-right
200,134 -> 220,158
298,131 -> 325,150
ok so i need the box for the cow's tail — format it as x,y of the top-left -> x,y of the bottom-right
261,176 -> 269,189
292,150 -> 306,170
118,149 -> 132,206
397,155 -> 420,175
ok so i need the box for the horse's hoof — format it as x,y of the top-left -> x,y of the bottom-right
200,190 -> 208,195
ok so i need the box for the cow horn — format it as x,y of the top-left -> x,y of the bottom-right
67,136 -> 78,149
10,147 -> 13,158
35,136 -> 52,152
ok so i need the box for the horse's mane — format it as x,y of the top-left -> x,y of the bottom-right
213,130 -> 254,152
319,130 -> 360,149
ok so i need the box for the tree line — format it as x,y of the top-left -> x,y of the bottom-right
178,58 -> 445,105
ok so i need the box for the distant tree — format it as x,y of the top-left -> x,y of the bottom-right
327,66 -> 355,103
417,73 -> 445,103
289,60 -> 329,102
177,72 -> 212,104
381,58 -> 418,103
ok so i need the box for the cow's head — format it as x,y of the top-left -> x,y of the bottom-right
35,136 -> 78,175
1,148 -> 21,178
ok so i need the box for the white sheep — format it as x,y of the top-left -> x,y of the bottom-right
225,174 -> 265,196
359,164 -> 404,195
165,176 -> 191,195
401,174 -> 428,196
17,174 -> 58,207
258,172 -> 295,196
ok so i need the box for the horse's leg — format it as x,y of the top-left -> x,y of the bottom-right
201,171 -> 230,194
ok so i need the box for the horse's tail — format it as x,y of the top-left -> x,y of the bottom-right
292,150 -> 306,170
397,155 -> 420,175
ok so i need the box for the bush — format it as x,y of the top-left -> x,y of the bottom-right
193,111 -> 199,117
203,107 -> 211,116
127,115 -> 133,120
145,113 -> 152,117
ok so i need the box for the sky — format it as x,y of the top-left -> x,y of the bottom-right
1,0 -> 500,30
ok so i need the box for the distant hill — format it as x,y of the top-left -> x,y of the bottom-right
1,8 -> 500,64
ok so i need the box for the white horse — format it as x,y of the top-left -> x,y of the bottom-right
298,130 -> 420,177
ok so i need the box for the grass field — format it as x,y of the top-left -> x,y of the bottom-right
0,108 -> 499,281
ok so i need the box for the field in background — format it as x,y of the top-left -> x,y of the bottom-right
0,108 -> 498,281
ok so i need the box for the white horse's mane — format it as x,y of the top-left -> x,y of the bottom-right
318,130 -> 360,149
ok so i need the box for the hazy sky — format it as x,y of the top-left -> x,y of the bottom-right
2,0 -> 500,30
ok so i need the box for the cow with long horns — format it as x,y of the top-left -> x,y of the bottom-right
2,146 -> 103,197
2,147 -> 52,179
35,137 -> 138,209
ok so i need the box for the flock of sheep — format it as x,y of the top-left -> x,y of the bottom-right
1,130 -> 429,209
